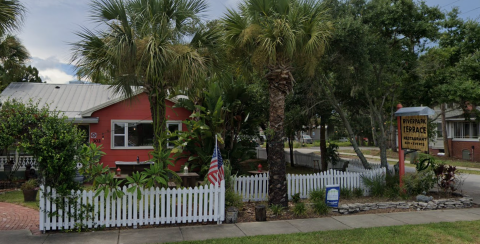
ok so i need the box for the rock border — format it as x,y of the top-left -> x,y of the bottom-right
333,197 -> 474,214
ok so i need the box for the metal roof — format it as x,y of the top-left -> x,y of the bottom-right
0,82 -> 132,122
395,107 -> 436,117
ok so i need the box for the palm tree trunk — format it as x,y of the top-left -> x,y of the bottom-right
148,87 -> 167,165
266,66 -> 290,207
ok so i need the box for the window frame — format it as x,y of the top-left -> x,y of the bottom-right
453,121 -> 479,139
111,120 -> 183,149
166,120 -> 182,148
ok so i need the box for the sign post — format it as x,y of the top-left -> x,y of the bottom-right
395,105 -> 435,186
396,104 -> 405,186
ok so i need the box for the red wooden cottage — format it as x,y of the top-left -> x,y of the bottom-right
0,82 -> 191,171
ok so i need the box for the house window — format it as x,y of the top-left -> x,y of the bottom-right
454,122 -> 478,139
167,121 -> 182,147
436,123 -> 443,138
113,122 -> 154,148
111,120 -> 182,148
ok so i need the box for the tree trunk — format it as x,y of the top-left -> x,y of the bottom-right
266,66 -> 290,207
441,104 -> 450,157
288,136 -> 294,167
147,87 -> 167,166
320,78 -> 371,169
320,117 -> 327,171
369,103 -> 389,169
390,124 -> 397,152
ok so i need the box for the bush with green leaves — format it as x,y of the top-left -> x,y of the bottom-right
94,173 -> 125,199
353,188 -> 364,198
0,99 -> 84,196
403,170 -> 437,196
291,193 -> 301,203
293,202 -> 307,216
340,187 -> 352,200
361,173 -> 386,197
270,204 -> 284,216
78,143 -> 108,183
309,188 -> 326,202
313,200 -> 330,215
225,190 -> 243,209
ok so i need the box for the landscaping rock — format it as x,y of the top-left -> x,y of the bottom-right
416,194 -> 433,202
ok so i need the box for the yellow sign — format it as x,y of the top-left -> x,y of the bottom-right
401,115 -> 428,152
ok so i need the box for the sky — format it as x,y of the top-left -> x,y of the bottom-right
12,0 -> 480,84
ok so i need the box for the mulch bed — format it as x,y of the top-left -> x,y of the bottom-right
236,193 -> 478,223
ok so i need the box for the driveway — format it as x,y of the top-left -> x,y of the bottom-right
0,202 -> 40,235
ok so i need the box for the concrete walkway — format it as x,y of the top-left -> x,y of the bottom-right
1,208 -> 480,244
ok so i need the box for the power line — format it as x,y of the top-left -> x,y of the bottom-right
441,0 -> 461,9
462,6 -> 480,15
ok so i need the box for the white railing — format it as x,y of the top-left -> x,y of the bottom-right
0,156 -> 38,171
39,181 -> 225,231
346,159 -> 395,174
232,168 -> 386,202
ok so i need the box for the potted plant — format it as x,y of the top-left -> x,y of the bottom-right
21,179 -> 39,202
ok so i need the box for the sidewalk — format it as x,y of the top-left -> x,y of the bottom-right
1,208 -> 480,244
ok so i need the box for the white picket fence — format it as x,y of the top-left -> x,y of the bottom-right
232,168 -> 386,202
39,181 -> 225,231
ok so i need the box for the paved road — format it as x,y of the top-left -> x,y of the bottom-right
461,174 -> 480,204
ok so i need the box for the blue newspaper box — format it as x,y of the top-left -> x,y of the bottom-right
325,185 -> 340,208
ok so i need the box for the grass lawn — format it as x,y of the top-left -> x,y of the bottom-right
0,189 -> 39,210
177,220 -> 480,244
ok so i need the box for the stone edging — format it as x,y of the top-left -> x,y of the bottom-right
333,197 -> 474,214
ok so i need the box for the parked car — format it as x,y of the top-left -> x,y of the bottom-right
338,137 -> 348,142
300,135 -> 313,144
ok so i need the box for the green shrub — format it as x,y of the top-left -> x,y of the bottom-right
361,173 -> 386,197
313,200 -> 330,215
225,190 -> 243,209
340,187 -> 352,200
403,170 -> 437,196
291,193 -> 301,203
353,188 -> 364,198
21,179 -> 38,190
309,188 -> 326,202
269,204 -> 284,216
384,187 -> 400,200
293,202 -> 307,216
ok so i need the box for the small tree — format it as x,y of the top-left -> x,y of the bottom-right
0,99 -> 85,195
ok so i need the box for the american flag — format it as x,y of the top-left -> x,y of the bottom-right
208,137 -> 224,186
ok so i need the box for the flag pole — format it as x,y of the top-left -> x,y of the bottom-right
215,135 -> 219,186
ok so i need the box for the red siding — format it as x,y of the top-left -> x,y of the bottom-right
89,93 -> 191,171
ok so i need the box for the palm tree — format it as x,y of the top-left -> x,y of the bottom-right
71,0 -> 219,157
0,34 -> 29,91
0,0 -> 25,35
223,0 -> 332,206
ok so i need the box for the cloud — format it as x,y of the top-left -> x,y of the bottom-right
26,56 -> 76,84
39,69 -> 75,84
